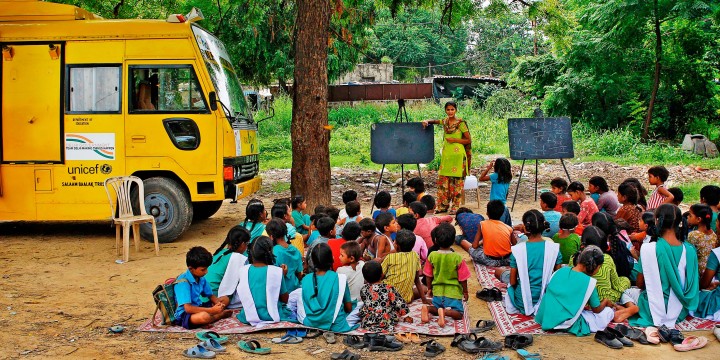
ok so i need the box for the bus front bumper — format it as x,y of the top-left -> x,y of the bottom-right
224,176 -> 262,201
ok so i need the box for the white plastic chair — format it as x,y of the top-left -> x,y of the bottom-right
462,174 -> 481,207
104,176 -> 159,262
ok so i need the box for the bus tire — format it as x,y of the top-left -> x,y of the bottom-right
192,201 -> 223,221
138,177 -> 193,243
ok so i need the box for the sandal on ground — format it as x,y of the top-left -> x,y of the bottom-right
199,338 -> 226,352
476,288 -> 494,302
713,324 -> 720,342
330,349 -> 361,360
368,334 -> 403,352
196,330 -> 229,345
473,336 -> 503,353
594,330 -> 623,349
238,340 -> 271,355
408,333 -> 421,344
271,334 -> 303,344
490,287 -> 503,301
613,324 -> 648,345
673,336 -> 708,352
605,327 -> 633,347
644,326 -> 661,344
504,334 -> 533,350
471,320 -> 496,334
516,349 -> 542,360
323,331 -> 337,344
294,328 -> 308,337
343,335 -> 366,349
305,329 -> 323,339
420,339 -> 446,358
480,354 -> 510,360
183,344 -> 216,359
451,333 -> 477,348
395,333 -> 411,344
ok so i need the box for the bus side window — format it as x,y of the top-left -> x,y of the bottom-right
67,66 -> 121,113
129,67 -> 208,113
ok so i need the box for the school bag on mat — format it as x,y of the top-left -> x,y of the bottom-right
152,277 -> 187,326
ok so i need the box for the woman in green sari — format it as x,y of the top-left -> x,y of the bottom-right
422,101 -> 471,214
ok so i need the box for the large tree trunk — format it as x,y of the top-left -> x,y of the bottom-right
643,0 -> 661,140
290,0 -> 331,209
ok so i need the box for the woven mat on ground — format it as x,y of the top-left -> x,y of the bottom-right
137,299 -> 469,336
473,262 -> 719,335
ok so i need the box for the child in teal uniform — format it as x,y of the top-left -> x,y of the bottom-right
297,243 -> 358,332
291,195 -> 311,235
236,236 -> 296,325
205,225 -> 251,295
700,185 -> 719,233
535,245 -> 614,336
479,157 -> 513,225
499,210 -> 563,316
242,199 -> 267,243
266,218 -> 304,291
695,243 -> 720,320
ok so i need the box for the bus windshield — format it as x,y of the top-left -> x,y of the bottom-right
192,25 -> 252,122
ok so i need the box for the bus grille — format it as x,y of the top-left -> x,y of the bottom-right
225,155 -> 259,182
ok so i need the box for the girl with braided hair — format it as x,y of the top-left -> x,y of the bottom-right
614,204 -> 700,326
205,226 -> 250,296
535,245 -> 615,336
296,242 -> 359,332
570,226 -> 630,304
236,236 -> 297,325
242,199 -> 267,243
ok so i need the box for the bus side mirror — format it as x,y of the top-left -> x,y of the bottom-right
209,91 -> 218,111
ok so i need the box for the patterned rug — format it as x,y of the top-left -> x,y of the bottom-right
474,263 -> 719,335
138,299 -> 469,336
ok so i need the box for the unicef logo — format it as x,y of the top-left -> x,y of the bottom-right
100,164 -> 112,175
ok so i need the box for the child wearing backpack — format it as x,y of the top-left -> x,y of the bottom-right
173,247 -> 233,329
236,236 -> 297,326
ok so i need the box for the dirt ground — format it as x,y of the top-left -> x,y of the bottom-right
1,161 -> 719,359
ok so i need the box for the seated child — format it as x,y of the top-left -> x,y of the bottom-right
668,187 -> 684,207
396,213 -> 428,266
614,204 -> 700,326
629,211 -> 655,251
382,229 -> 427,303
305,216 -> 336,273
410,201 -> 453,250
267,219 -> 304,292
357,218 -> 376,257
588,176 -> 620,216
455,207 -> 485,244
337,241 -> 365,301
296,243 -> 358,332
337,190 -> 358,223
329,222 -> 361,271
372,191 -> 396,220
551,178 -> 572,212
421,195 -> 438,216
237,237 -> 296,325
407,177 -> 426,201
535,245 -> 614,336
242,200 -> 267,243
592,212 -> 634,280
326,206 -> 341,239
306,206 -> 329,246
359,261 -> 410,332
365,213 -> 397,262
206,225 -> 250,296
422,223 -> 471,327
499,210 -> 562,316
270,201 -> 304,254
646,166 -> 674,210
337,200 -> 363,237
561,200 -> 585,235
572,226 -> 630,304
694,244 -> 720,320
615,182 -> 642,233
291,195 -> 311,236
396,191 -> 417,217
458,200 -> 516,267
567,181 -> 598,227
174,246 -> 233,329
687,204 -> 717,273
552,213 -> 581,264
540,192 -> 561,238
700,185 -> 720,233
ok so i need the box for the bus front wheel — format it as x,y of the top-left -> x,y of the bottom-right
193,201 -> 223,221
139,177 -> 193,243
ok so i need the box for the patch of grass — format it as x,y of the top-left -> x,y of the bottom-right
674,182 -> 717,204
270,181 -> 291,193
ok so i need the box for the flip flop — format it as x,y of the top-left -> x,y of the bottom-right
294,328 -> 308,337
395,333 -> 410,344
673,336 -> 708,352
408,333 -> 421,344
183,344 -> 216,359
343,335 -> 366,349
516,349 -> 542,360
644,326 -> 661,345
108,325 -> 124,334
199,338 -> 227,352
420,339 -> 445,358
196,330 -> 229,345
305,329 -> 323,339
271,334 -> 303,344
330,349 -> 361,360
490,287 -> 503,301
324,331 -> 337,344
471,319 -> 496,334
480,355 -> 509,360
504,334 -> 533,350
473,337 -> 503,353
476,288 -> 494,302
238,340 -> 271,355
452,333 -> 480,354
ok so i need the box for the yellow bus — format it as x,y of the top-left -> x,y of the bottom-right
0,0 -> 263,242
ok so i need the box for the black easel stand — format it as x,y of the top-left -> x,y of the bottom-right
511,158 -> 572,211
371,99 -> 422,213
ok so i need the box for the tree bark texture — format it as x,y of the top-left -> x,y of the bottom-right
644,0 -> 661,140
291,0 -> 331,209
